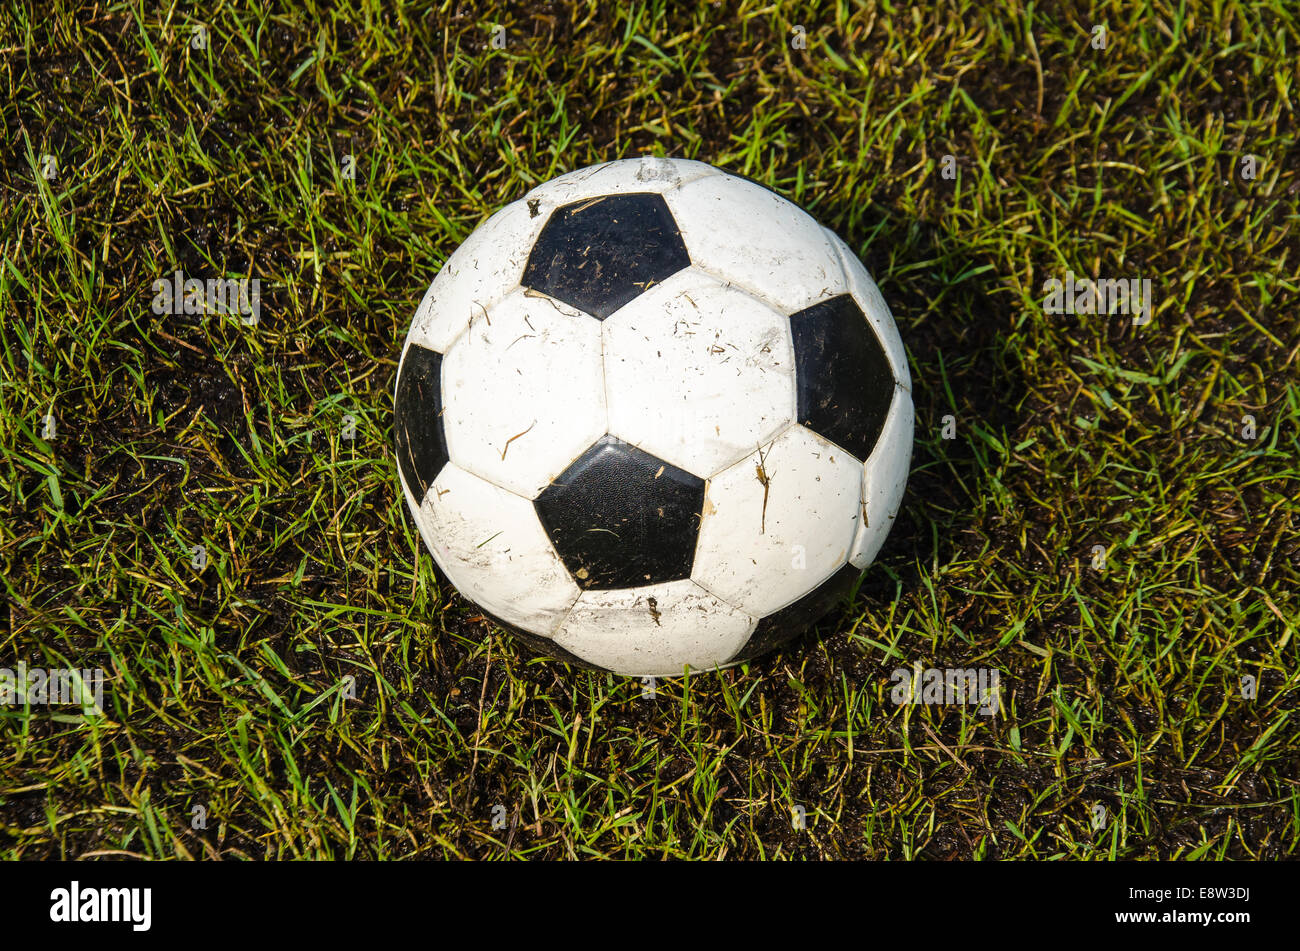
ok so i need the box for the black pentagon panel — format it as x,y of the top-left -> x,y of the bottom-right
534,436 -> 704,590
790,295 -> 896,461
522,193 -> 690,319
393,343 -> 450,504
729,563 -> 863,665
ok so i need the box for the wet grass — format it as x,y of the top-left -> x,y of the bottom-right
1,0 -> 1297,859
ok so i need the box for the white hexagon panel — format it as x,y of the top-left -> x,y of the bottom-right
849,386 -> 914,570
692,424 -> 862,618
416,462 -> 580,636
552,579 -> 755,677
406,200 -> 549,356
603,267 -> 796,478
522,156 -> 719,217
663,173 -> 848,314
441,287 -> 606,499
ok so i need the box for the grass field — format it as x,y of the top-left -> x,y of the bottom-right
2,0 -> 1297,860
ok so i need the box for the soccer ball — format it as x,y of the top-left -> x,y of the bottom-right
394,157 -> 912,676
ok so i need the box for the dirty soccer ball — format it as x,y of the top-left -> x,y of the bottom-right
394,157 -> 913,677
